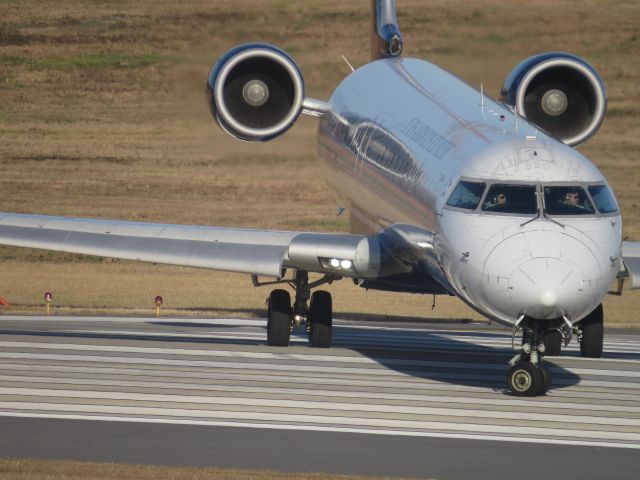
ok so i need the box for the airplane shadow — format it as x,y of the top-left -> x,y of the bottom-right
332,324 -> 578,395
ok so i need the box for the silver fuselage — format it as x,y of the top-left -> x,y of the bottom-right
318,58 -> 622,326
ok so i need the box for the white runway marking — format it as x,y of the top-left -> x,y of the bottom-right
0,315 -> 639,449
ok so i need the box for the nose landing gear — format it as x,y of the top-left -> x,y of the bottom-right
508,361 -> 551,396
508,316 -> 552,396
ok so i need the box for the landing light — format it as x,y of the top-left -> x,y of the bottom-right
321,257 -> 355,272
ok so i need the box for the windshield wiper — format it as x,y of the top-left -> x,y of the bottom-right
543,209 -> 565,228
520,191 -> 543,227
520,190 -> 565,228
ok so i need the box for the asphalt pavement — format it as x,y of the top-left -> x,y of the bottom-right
0,315 -> 638,479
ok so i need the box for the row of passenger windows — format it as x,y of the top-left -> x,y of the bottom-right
446,181 -> 618,215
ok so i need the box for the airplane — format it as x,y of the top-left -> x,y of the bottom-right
1,0 -> 639,397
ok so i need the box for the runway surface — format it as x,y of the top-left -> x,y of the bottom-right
0,315 -> 639,479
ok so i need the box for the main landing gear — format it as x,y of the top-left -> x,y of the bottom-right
264,270 -> 335,348
541,305 -> 604,359
577,304 -> 604,358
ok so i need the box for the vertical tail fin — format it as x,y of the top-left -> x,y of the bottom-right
370,0 -> 403,61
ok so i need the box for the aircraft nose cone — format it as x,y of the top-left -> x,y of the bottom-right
508,257 -> 581,318
540,289 -> 557,307
481,230 -> 603,320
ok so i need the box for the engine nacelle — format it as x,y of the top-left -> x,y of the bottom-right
499,52 -> 606,147
207,43 -> 305,142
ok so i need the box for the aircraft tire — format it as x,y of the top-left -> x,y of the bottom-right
508,362 -> 542,397
580,304 -> 604,358
309,290 -> 332,348
544,330 -> 562,356
267,289 -> 291,347
538,363 -> 551,395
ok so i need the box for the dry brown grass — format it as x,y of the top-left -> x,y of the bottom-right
0,0 -> 639,324
0,458 -> 428,480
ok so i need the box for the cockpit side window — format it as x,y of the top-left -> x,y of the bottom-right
588,185 -> 618,213
482,184 -> 537,214
446,180 -> 486,210
544,186 -> 595,215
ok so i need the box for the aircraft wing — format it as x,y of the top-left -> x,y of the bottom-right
0,212 -> 382,279
621,241 -> 640,289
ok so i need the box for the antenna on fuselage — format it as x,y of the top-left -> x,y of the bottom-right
341,54 -> 355,73
480,83 -> 485,108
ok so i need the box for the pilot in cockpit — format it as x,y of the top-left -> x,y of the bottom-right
563,190 -> 580,207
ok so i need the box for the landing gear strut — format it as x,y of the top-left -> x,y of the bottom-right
508,317 -> 551,396
264,270 -> 335,348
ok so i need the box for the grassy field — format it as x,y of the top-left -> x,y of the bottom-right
1,0 -> 639,325
0,459 -> 427,480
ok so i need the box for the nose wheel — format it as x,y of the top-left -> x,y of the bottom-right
508,317 -> 552,396
508,362 -> 541,396
508,361 -> 551,396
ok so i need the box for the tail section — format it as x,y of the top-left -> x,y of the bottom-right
370,0 -> 403,60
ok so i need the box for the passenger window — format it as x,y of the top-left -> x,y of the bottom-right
482,184 -> 537,214
544,186 -> 595,215
588,185 -> 618,213
446,181 -> 485,210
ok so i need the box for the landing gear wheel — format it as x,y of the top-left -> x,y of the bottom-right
308,290 -> 332,348
580,304 -> 603,358
538,364 -> 551,395
544,330 -> 562,356
508,362 -> 542,397
267,289 -> 291,347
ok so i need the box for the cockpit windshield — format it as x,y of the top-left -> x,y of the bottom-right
446,180 -> 485,210
446,179 -> 618,217
588,185 -> 618,213
544,186 -> 595,215
481,184 -> 537,214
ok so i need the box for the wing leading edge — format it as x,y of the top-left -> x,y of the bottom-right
0,212 -> 382,279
